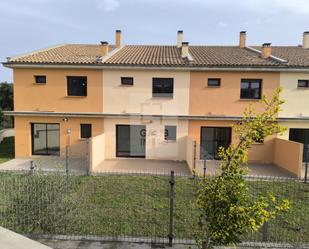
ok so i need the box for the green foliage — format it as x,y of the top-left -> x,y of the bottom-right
195,88 -> 290,249
0,136 -> 14,163
0,82 -> 14,129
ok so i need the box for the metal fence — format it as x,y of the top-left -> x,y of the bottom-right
0,170 -> 308,247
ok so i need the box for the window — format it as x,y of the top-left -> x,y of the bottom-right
152,78 -> 174,98
80,124 -> 92,138
298,80 -> 309,88
121,77 -> 134,86
240,79 -> 262,99
34,75 -> 46,84
208,78 -> 221,87
67,76 -> 87,96
164,126 -> 176,141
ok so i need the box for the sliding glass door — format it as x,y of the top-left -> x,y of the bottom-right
31,123 -> 60,156
200,127 -> 231,160
116,125 -> 146,158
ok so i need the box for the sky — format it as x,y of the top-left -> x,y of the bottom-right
0,0 -> 308,82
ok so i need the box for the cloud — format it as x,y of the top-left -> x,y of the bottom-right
218,21 -> 227,28
0,1 -> 80,29
96,0 -> 120,12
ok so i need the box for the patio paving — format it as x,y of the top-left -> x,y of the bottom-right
93,158 -> 191,175
195,160 -> 296,178
0,156 -> 87,173
0,156 -> 304,178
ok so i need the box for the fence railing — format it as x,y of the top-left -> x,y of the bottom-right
0,170 -> 308,247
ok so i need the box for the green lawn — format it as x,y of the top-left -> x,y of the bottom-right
0,173 -> 308,245
0,136 -> 14,164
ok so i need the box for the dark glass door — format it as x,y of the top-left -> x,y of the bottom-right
31,123 -> 60,156
289,128 -> 309,162
116,125 -> 146,158
200,127 -> 231,160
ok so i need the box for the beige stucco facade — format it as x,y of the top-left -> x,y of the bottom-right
104,118 -> 188,160
8,65 -> 308,171
13,68 -> 103,112
279,72 -> 309,118
103,69 -> 190,115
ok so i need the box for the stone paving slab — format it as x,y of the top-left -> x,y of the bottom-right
0,227 -> 51,249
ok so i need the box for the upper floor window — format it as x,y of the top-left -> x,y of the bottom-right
208,78 -> 221,87
297,80 -> 309,88
34,75 -> 46,84
80,124 -> 92,138
67,76 -> 87,96
121,77 -> 134,86
164,125 -> 177,141
152,78 -> 174,98
240,79 -> 262,100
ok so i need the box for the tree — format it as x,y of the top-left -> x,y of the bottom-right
195,88 -> 290,249
0,82 -> 14,129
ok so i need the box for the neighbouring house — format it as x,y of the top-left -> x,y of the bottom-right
2,30 -> 309,176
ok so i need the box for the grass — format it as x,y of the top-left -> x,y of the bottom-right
0,136 -> 14,164
0,173 -> 308,245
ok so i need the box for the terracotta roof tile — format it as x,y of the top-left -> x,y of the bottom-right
8,44 -> 116,64
104,45 -> 186,66
252,46 -> 309,67
189,46 -> 281,67
6,43 -> 309,68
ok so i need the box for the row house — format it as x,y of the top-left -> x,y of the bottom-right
3,30 -> 309,175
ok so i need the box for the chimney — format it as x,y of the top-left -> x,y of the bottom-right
181,42 -> 189,58
262,43 -> 271,59
303,31 -> 309,49
239,31 -> 246,48
115,30 -> 122,48
100,41 -> 109,56
177,30 -> 183,48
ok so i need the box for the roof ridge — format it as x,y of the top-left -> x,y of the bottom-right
7,43 -> 67,62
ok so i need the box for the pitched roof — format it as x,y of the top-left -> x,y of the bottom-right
188,46 -> 281,67
5,43 -> 309,68
252,46 -> 309,67
104,45 -> 186,66
7,44 -> 116,64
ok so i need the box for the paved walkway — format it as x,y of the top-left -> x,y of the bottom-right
36,239 -> 309,249
0,128 -> 14,143
0,227 -> 51,249
0,156 -> 302,178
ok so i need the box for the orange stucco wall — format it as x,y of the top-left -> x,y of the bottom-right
189,71 -> 280,116
273,138 -> 303,177
14,116 -> 104,158
13,68 -> 103,112
188,120 -> 274,163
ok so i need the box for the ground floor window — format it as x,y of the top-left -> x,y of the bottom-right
164,125 -> 177,141
31,123 -> 60,156
80,124 -> 92,138
289,128 -> 309,162
200,127 -> 231,160
116,125 -> 146,158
